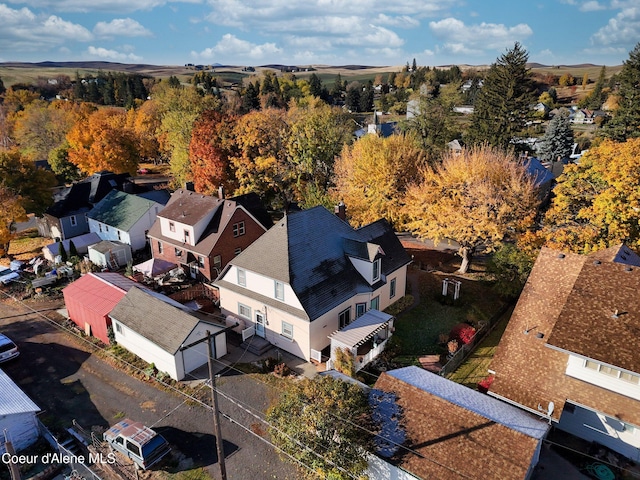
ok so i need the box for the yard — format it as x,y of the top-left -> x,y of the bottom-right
375,244 -> 510,384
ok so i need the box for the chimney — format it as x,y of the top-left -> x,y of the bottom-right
218,186 -> 225,199
184,181 -> 195,192
334,202 -> 346,220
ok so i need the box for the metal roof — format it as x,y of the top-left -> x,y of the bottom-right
62,272 -> 142,316
329,310 -> 393,349
0,369 -> 40,415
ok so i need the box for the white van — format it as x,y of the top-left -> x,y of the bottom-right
0,334 -> 19,363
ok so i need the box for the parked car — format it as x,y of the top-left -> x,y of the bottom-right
0,333 -> 19,363
0,267 -> 19,285
103,419 -> 171,470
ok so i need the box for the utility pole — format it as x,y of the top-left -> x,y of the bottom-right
180,324 -> 237,480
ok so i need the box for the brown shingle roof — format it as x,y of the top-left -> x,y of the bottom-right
374,367 -> 545,480
157,189 -> 223,227
488,246 -> 640,425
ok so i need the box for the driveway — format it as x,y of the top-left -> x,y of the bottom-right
0,295 -> 299,480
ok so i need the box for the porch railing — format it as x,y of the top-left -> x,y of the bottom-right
354,338 -> 389,372
242,326 -> 255,342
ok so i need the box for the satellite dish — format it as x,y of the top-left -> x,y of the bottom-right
547,401 -> 555,416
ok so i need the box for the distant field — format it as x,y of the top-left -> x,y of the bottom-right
0,61 -> 623,89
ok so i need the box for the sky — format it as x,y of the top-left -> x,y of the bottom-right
0,0 -> 638,67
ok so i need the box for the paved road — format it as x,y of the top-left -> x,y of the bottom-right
0,296 -> 299,480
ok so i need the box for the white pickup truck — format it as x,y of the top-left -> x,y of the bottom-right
103,419 -> 171,470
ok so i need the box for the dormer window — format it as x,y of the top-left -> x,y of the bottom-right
274,281 -> 284,301
237,268 -> 246,286
169,222 -> 175,232
184,230 -> 190,243
372,258 -> 381,282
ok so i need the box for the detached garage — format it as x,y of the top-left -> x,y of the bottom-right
109,287 -> 227,381
63,272 -> 142,344
0,369 -> 41,454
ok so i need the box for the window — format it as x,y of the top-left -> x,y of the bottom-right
621,371 -> 640,384
370,296 -> 379,311
356,303 -> 367,318
70,215 -> 77,226
198,255 -> 205,268
237,268 -> 246,286
99,224 -> 102,232
105,226 -> 109,232
584,360 -> 640,384
234,247 -> 242,256
158,241 -> 163,254
275,281 -> 284,301
175,248 -> 183,257
238,303 -> 251,319
213,255 -> 222,268
169,222 -> 175,232
390,278 -> 396,298
600,365 -> 618,377
372,258 -> 381,282
126,441 -> 140,457
117,230 -> 121,240
339,308 -> 351,329
282,321 -> 293,339
233,221 -> 246,237
115,323 -> 123,334
184,230 -> 190,243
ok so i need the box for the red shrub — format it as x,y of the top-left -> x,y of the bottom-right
449,323 -> 476,345
477,375 -> 494,393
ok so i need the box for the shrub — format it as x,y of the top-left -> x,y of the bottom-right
262,356 -> 279,373
449,322 -> 476,345
477,375 -> 494,393
273,363 -> 291,377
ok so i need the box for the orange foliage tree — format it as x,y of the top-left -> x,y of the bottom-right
189,110 -> 238,196
67,107 -> 140,175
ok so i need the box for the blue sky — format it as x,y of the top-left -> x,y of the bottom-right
0,0 -> 638,67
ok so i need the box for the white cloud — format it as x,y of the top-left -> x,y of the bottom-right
192,33 -> 282,60
0,4 -> 92,52
86,45 -> 143,61
591,7 -> 640,46
580,1 -> 606,12
374,14 -> 419,28
429,17 -> 533,53
94,18 -> 153,38
4,0 -> 200,14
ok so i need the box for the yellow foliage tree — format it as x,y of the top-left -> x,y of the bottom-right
0,186 -> 27,257
67,107 -> 140,175
541,138 -> 640,253
332,133 -> 426,228
403,145 -> 539,273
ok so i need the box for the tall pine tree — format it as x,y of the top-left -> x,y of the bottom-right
537,109 -> 575,162
466,43 -> 536,150
601,42 -> 640,142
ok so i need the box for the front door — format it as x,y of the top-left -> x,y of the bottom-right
255,312 -> 266,338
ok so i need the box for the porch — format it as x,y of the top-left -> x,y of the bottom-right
326,310 -> 395,372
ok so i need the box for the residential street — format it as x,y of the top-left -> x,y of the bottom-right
0,295 -> 299,480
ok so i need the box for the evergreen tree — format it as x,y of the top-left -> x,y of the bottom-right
167,76 -> 181,88
308,73 -> 323,98
330,73 -> 344,100
359,81 -> 374,112
68,240 -> 78,258
601,42 -> 640,142
58,242 -> 68,263
241,82 -> 261,112
580,66 -> 606,110
0,76 -> 5,96
537,109 -> 574,162
345,82 -> 361,112
466,43 -> 536,149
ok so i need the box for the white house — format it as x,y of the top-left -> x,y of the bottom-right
109,286 -> 227,381
214,206 -> 412,363
88,190 -> 162,252
0,369 -> 41,454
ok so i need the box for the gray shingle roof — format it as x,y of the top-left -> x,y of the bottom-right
110,287 -> 206,354
88,190 -> 158,231
226,206 -> 411,320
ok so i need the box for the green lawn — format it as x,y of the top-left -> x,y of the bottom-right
388,268 -> 506,367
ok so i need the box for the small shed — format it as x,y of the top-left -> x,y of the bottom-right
42,232 -> 101,263
109,286 -> 228,381
62,272 -> 142,344
0,369 -> 41,454
88,240 -> 132,269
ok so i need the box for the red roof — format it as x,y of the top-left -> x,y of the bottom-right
62,272 -> 140,316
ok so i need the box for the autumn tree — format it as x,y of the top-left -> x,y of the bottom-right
286,99 -> 354,207
333,133 -> 427,228
188,110 -> 238,196
403,145 -> 539,273
48,141 -> 82,183
151,81 -> 220,187
540,138 -> 640,253
127,101 -> 162,162
66,107 -> 140,175
601,42 -> 640,142
466,43 -> 536,149
537,109 -> 575,162
266,375 -> 372,480
231,108 -> 292,208
0,186 -> 27,257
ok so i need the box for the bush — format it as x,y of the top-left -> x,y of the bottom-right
273,363 -> 291,377
449,323 -> 476,345
261,356 -> 279,373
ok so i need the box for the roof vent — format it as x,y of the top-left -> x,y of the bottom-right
625,266 -> 633,272
557,253 -> 565,259
612,309 -> 619,319
536,332 -> 544,339
593,260 -> 601,265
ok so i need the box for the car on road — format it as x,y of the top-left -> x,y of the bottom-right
103,419 -> 171,470
0,333 -> 19,363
